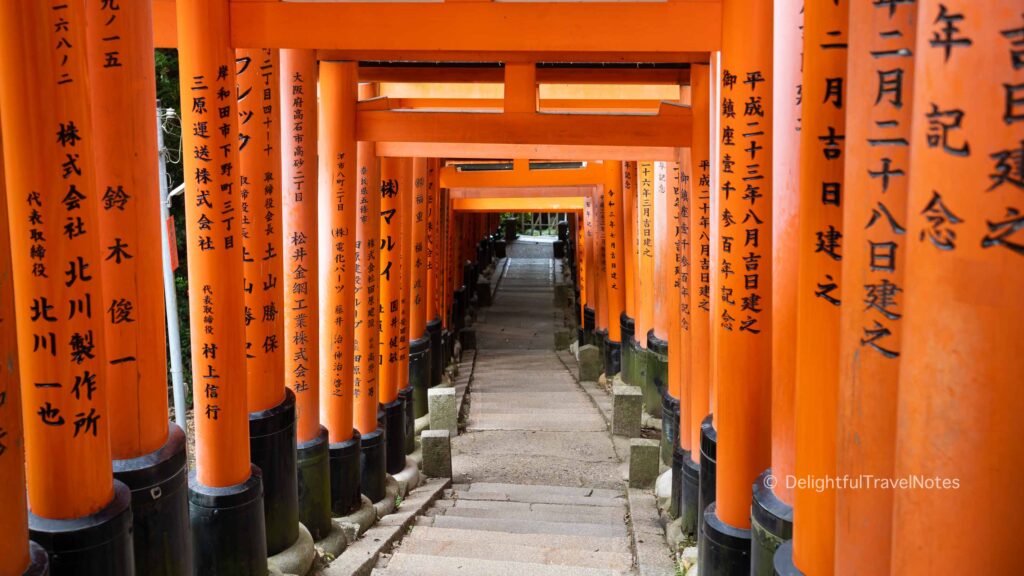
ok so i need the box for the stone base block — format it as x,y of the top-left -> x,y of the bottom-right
612,385 -> 643,438
372,477 -> 399,519
333,495 -> 375,543
553,329 -> 573,351
267,522 -> 315,576
392,457 -> 421,497
629,438 -> 660,489
578,344 -> 602,381
428,388 -> 458,437
422,429 -> 453,478
315,520 -> 349,559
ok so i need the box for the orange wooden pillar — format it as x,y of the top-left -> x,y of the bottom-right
636,162 -> 660,417
777,1 -> 848,574
424,159 -> 444,390
0,117 -> 48,576
354,126 -> 387,503
379,157 -> 408,477
317,60 -> 361,519
85,2 -> 190,571
174,1 -> 267,571
0,2 -> 135,572
750,1 -> 801,573
408,159 -> 432,424
620,162 -> 639,385
668,157 -> 693,519
578,202 -> 589,341
889,2 -> 1021,573
603,161 -> 626,377
700,0 -> 774,572
684,62 -> 713,540
652,161 -> 673,440
830,2 -> 916,574
237,47 -> 300,556
594,185 -> 610,364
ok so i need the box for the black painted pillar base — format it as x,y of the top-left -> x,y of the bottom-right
605,339 -> 622,378
410,333 -> 431,418
329,431 -> 361,516
595,329 -> 608,372
249,389 -> 299,556
30,480 -> 134,576
680,450 -> 700,537
399,386 -> 416,456
752,469 -> 794,576
699,503 -> 752,576
23,541 -> 49,576
660,391 -> 680,466
189,465 -> 267,576
698,415 -> 717,546
670,446 -> 684,520
296,426 -> 332,540
620,313 -> 635,385
383,399 -> 406,475
553,239 -> 566,258
360,428 -> 387,503
427,318 -> 443,388
113,423 -> 190,576
773,540 -> 803,576
582,307 -> 596,347
645,330 -> 668,419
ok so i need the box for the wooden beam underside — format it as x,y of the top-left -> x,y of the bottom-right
451,187 -> 595,199
153,1 -> 721,63
453,196 -> 585,212
441,161 -> 606,188
375,142 -> 679,162
360,66 -> 691,85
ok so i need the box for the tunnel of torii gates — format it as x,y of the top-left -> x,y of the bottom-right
0,0 -> 1020,575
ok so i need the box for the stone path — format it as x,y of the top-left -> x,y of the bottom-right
371,239 -> 639,575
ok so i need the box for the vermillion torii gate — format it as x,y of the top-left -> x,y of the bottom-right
1,2 -> 1022,576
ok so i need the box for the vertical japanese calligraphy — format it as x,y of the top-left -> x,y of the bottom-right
793,0 -> 848,571
318,62 -> 358,443
671,157 -> 693,451
86,0 -> 168,461
891,3 -> 1023,574
835,1 -> 916,574
637,161 -> 655,348
281,50 -> 319,444
0,0 -> 116,516
603,161 -> 625,346
174,0 -> 250,488
237,48 -> 285,414
622,161 -> 637,331
689,63 -> 712,463
714,0 -> 773,532
379,158 -> 406,405
354,138 -> 380,435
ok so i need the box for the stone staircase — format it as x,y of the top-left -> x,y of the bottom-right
371,482 -> 636,576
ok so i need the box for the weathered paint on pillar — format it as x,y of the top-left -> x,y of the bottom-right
770,0 -> 802,507
622,162 -> 637,325
0,116 -> 31,574
379,158 -> 407,405
174,0 -> 250,489
891,3 -> 1022,573
671,158 -> 692,445
237,48 -> 285,415
689,63 -> 712,463
792,0 -> 847,570
411,159 -> 428,340
636,162 -> 655,348
354,139 -> 380,435
714,0 -> 774,530
835,1 -> 916,572
87,0 -> 168,461
282,50 -> 319,444
604,161 -> 625,343
0,0 -> 117,514
318,61 -> 357,444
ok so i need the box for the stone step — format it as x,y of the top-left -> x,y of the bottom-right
397,525 -> 632,555
467,414 -> 606,429
391,536 -> 634,571
432,498 -> 627,522
417,513 -> 628,538
448,488 -> 626,508
374,552 -> 631,576
464,482 -> 623,499
436,504 -> 625,526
